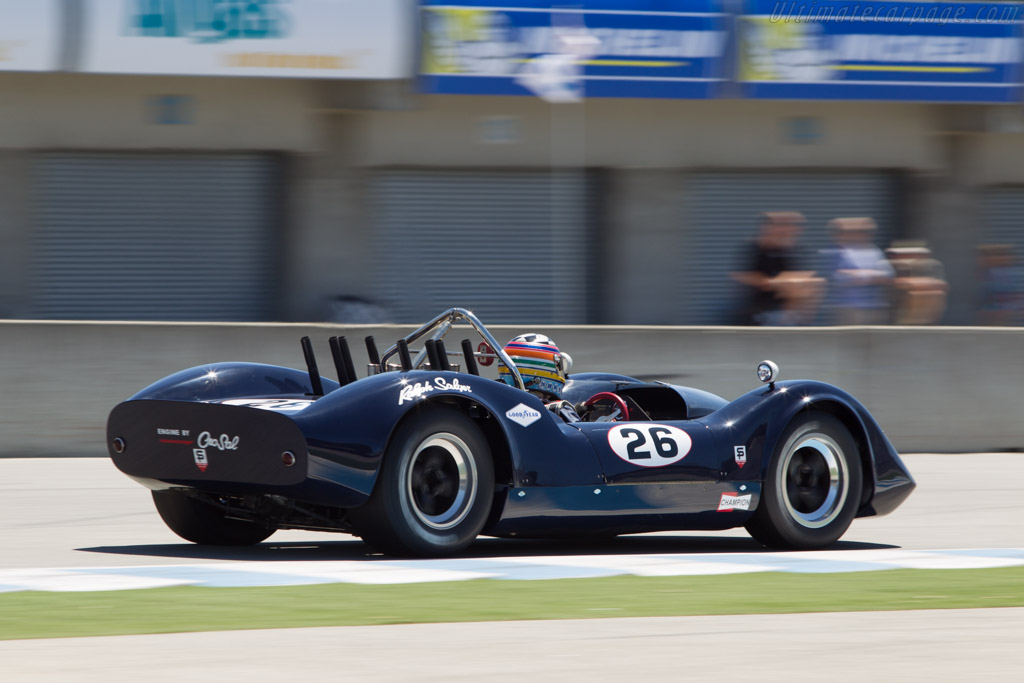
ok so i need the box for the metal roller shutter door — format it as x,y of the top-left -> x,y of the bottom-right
370,170 -> 591,324
982,187 -> 1024,251
685,172 -> 897,324
30,153 -> 280,321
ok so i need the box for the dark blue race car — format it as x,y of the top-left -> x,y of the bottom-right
107,308 -> 915,557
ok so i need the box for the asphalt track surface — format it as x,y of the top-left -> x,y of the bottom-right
2,454 -> 1023,681
2,454 -> 1022,571
4,609 -> 1023,682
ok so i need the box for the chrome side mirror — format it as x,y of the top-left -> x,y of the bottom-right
757,360 -> 779,387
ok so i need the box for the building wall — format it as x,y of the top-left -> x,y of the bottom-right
604,169 -> 686,324
0,151 -> 32,317
286,113 -> 372,320
338,96 -> 950,323
962,131 -> 1024,186
0,73 -> 319,151
0,73 -> 330,319
1,72 -> 1023,323
350,96 -> 941,170
905,112 -> 1024,323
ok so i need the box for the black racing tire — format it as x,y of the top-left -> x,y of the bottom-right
351,406 -> 494,557
745,412 -> 863,550
152,490 -> 274,546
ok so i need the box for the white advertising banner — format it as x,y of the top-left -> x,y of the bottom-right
0,1 -> 61,72
80,0 -> 412,79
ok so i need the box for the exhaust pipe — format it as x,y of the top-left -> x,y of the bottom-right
300,336 -> 325,396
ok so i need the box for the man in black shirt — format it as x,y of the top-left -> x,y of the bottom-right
732,211 -> 813,325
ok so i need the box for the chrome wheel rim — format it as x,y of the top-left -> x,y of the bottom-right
405,433 -> 477,530
780,434 -> 848,529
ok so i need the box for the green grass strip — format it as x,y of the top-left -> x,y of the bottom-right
2,567 -> 1023,641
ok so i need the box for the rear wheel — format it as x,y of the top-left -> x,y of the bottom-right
352,406 -> 494,557
152,490 -> 274,546
745,412 -> 862,550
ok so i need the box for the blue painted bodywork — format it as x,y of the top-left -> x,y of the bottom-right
108,353 -> 915,539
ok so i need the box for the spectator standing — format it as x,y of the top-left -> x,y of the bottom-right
977,244 -> 1024,326
826,217 -> 893,325
887,243 -> 948,325
732,211 -> 823,325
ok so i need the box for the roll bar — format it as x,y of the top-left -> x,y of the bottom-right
378,308 -> 525,390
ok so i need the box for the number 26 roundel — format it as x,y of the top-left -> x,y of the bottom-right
607,424 -> 692,468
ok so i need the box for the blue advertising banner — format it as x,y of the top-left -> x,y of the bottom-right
420,0 -> 731,99
739,1 -> 1024,102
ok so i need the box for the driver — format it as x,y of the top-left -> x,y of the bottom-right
497,334 -> 579,422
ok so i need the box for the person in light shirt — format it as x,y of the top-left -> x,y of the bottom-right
826,217 -> 894,325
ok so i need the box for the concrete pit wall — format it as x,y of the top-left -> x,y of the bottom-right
1,321 -> 1020,457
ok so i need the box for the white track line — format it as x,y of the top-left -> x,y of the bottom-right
1,548 -> 1022,593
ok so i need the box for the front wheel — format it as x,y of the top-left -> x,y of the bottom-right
152,490 -> 274,546
745,412 -> 863,550
351,406 -> 494,557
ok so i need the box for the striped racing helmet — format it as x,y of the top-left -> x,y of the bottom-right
498,333 -> 572,399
